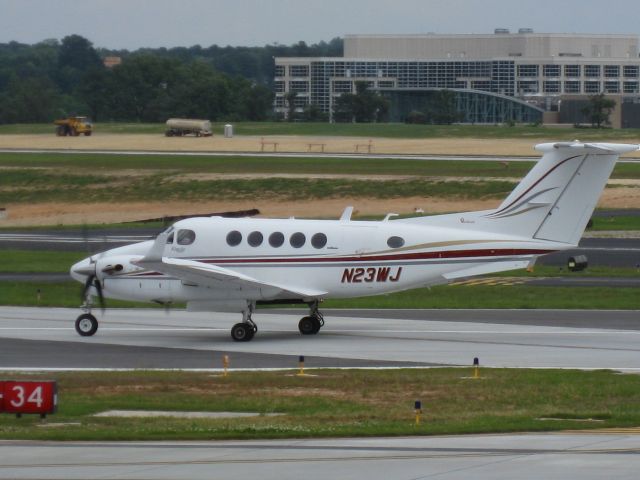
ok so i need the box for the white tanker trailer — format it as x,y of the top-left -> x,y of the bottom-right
165,118 -> 212,137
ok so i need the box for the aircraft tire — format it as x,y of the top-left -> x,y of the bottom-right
231,323 -> 253,342
75,313 -> 98,337
298,316 -> 320,335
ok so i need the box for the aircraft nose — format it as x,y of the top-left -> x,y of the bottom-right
70,257 -> 95,281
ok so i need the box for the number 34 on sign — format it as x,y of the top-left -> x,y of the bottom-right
0,381 -> 57,417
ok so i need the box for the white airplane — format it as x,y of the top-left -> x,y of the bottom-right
70,141 -> 638,341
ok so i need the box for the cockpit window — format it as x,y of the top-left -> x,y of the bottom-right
166,232 -> 174,244
177,229 -> 196,245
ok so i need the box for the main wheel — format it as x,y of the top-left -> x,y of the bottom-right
75,313 -> 98,337
299,316 -> 321,335
231,323 -> 254,342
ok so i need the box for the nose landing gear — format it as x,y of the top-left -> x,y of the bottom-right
75,312 -> 98,336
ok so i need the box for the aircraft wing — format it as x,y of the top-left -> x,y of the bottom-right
133,231 -> 327,299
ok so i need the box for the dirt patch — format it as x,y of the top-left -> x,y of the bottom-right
2,186 -> 637,226
4,133 -> 640,158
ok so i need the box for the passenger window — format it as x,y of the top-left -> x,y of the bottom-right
248,231 -> 263,247
226,230 -> 242,247
166,232 -> 174,244
177,229 -> 196,245
269,232 -> 284,247
311,233 -> 327,249
290,232 -> 306,248
387,236 -> 405,248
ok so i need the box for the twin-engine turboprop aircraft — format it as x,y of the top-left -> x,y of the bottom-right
70,141 -> 638,341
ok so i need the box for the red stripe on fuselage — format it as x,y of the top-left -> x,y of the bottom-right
196,248 -> 554,265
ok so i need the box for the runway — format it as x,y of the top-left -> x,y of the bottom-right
1,433 -> 639,480
1,307 -> 639,371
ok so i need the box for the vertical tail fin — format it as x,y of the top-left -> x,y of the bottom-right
404,142 -> 638,244
483,142 -> 637,244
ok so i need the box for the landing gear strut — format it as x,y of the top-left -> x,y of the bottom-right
298,301 -> 324,336
231,303 -> 258,342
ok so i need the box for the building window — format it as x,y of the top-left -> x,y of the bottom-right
585,65 -> 601,78
274,65 -> 285,77
177,229 -> 196,246
543,65 -> 561,77
387,236 -> 405,248
623,81 -> 639,94
377,80 -> 395,88
311,233 -> 327,249
332,81 -> 352,93
624,66 -> 639,78
226,231 -> 242,247
289,65 -> 309,77
543,81 -> 561,93
290,232 -> 306,248
274,81 -> 285,93
289,81 -> 309,93
293,97 -> 308,107
274,97 -> 285,107
517,65 -> 538,77
269,232 -> 284,248
564,65 -> 581,77
604,65 -> 620,78
564,81 -> 581,94
248,231 -> 263,247
584,81 -> 601,93
604,81 -> 620,94
517,80 -> 538,93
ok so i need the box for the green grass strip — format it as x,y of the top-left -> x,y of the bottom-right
1,369 -> 639,440
1,281 -> 637,310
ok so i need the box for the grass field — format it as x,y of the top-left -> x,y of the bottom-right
3,121 -> 640,141
1,280 -> 637,310
1,369 -> 639,441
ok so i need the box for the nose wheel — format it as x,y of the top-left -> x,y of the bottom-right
75,313 -> 98,336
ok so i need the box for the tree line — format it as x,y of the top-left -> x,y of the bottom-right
0,34 -> 342,124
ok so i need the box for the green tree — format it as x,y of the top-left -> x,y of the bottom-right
333,81 -> 389,123
429,89 -> 460,124
580,93 -> 616,127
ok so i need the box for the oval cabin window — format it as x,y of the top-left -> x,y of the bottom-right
226,230 -> 242,247
311,233 -> 327,249
248,231 -> 263,247
387,236 -> 405,248
269,232 -> 285,248
290,232 -> 306,248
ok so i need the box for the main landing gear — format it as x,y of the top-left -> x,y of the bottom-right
231,304 -> 258,342
298,301 -> 324,336
230,301 -> 326,341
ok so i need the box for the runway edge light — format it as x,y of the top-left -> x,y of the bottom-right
414,400 -> 422,426
473,357 -> 480,379
222,355 -> 229,377
297,356 -> 305,376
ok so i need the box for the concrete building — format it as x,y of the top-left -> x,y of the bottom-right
274,30 -> 640,126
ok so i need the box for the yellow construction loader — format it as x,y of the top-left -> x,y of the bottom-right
54,116 -> 93,136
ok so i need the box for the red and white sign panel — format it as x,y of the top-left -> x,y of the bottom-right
0,381 -> 57,416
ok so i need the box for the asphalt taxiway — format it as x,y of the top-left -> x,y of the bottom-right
1,307 -> 639,371
2,307 -> 640,479
1,433 -> 639,480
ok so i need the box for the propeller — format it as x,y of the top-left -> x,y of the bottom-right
79,257 -> 106,312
